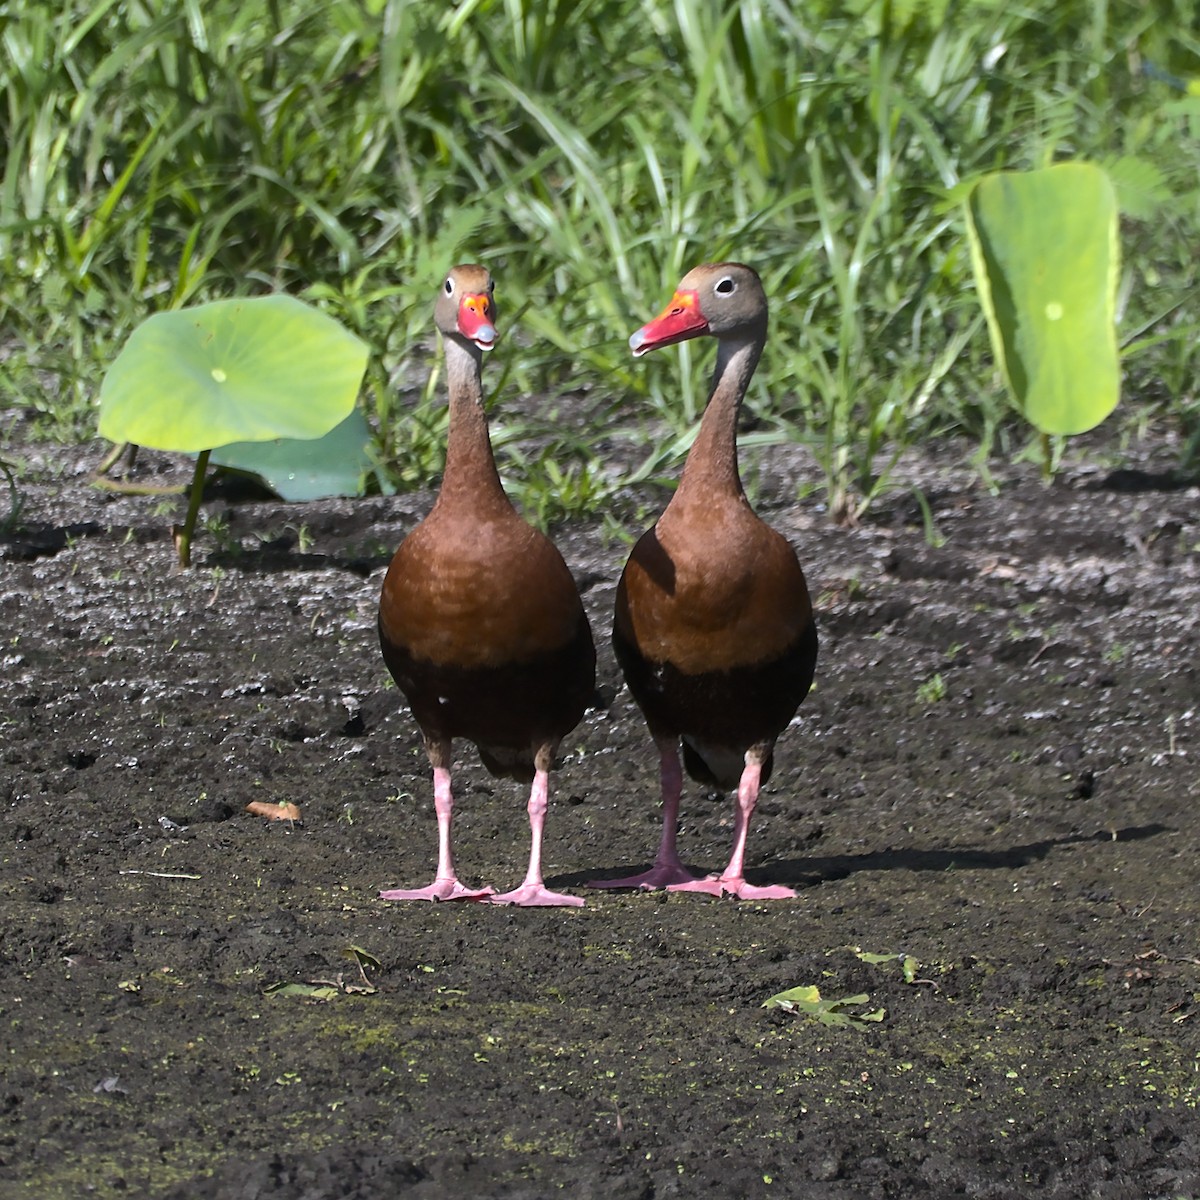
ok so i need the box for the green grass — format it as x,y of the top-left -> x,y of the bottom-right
1,0 -> 1197,519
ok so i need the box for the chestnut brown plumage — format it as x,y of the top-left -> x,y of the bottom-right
591,263 -> 817,899
378,265 -> 595,906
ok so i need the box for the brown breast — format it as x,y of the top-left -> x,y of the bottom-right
380,504 -> 587,671
615,494 -> 812,675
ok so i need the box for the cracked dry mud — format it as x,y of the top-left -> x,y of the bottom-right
1,423 -> 1198,1199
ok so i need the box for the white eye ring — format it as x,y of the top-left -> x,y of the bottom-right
715,276 -> 736,296
444,278 -> 454,295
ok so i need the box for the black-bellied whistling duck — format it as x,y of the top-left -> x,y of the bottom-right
592,262 -> 817,900
378,265 -> 595,907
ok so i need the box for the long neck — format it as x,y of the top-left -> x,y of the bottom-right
437,334 -> 509,510
675,329 -> 764,501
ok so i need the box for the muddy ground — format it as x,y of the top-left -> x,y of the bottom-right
1,415 -> 1198,1200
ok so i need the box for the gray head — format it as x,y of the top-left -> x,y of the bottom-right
629,262 -> 767,356
436,264 -> 497,352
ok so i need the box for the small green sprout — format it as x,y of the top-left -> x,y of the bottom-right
854,949 -> 922,983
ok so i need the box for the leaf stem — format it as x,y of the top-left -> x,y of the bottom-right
176,450 -> 211,568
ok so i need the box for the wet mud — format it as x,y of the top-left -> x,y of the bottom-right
1,426 -> 1198,1199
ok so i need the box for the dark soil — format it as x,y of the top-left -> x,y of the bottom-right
2,422 -> 1198,1200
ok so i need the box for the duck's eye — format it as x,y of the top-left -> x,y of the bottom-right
715,276 -> 736,296
444,278 -> 454,295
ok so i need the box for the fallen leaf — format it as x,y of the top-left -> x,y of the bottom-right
763,984 -> 886,1030
264,981 -> 340,1002
245,801 -> 301,823
345,945 -> 382,971
854,948 -> 922,983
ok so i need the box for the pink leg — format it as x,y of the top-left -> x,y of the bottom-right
670,758 -> 795,900
589,740 -> 702,890
490,769 -> 583,907
379,766 -> 495,902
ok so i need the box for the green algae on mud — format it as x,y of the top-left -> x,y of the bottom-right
10,941 -> 1200,1199
1,427 -> 1199,1199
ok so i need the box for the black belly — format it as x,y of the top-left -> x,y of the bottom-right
614,617 -> 817,754
380,616 -> 596,773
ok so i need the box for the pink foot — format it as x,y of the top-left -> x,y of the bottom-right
590,744 -> 693,892
588,862 -> 701,890
489,883 -> 584,908
379,878 -> 495,902
668,875 -> 796,900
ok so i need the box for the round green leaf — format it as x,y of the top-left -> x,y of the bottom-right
965,162 -> 1120,436
209,409 -> 382,501
98,295 -> 369,451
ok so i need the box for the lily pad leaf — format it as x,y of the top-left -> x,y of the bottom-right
98,294 -> 369,452
763,984 -> 886,1030
209,409 -> 379,501
964,162 -> 1120,436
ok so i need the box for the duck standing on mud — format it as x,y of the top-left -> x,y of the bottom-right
377,265 -> 596,907
591,262 -> 817,900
